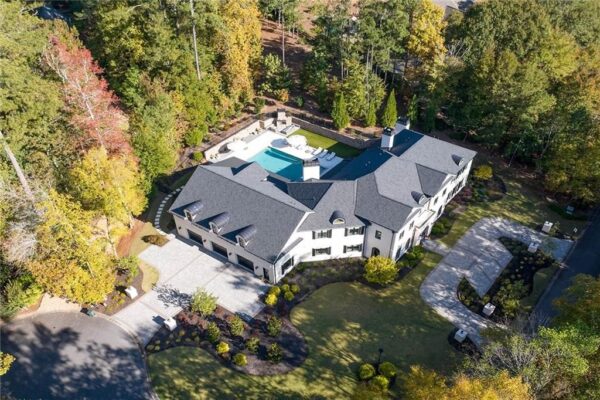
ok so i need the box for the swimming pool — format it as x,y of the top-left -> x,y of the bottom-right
248,147 -> 308,180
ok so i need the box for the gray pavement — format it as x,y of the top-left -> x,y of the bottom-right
420,217 -> 573,346
534,208 -> 600,321
1,312 -> 153,400
113,237 -> 269,345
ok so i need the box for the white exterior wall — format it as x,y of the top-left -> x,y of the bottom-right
172,160 -> 473,283
174,215 -> 277,282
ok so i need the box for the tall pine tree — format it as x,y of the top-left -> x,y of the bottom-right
331,92 -> 350,130
381,89 -> 398,127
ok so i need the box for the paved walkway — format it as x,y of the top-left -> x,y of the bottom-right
113,237 -> 269,345
1,312 -> 153,399
420,217 -> 573,346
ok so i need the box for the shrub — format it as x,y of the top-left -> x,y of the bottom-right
404,246 -> 425,265
264,293 -> 278,306
0,352 -> 15,376
245,336 -> 260,354
268,286 -> 281,297
369,375 -> 389,392
358,363 -> 376,380
267,343 -> 283,363
284,291 -> 294,302
117,256 -> 140,278
233,353 -> 247,366
192,152 -> 204,162
290,284 -> 300,294
228,315 -> 245,337
364,256 -> 398,285
280,284 -> 290,292
294,96 -> 304,108
216,341 -> 230,356
378,362 -> 397,378
191,289 -> 217,317
275,88 -> 289,102
184,126 -> 206,147
473,164 -> 493,181
254,97 -> 265,114
143,234 -> 168,246
206,321 -> 220,343
0,274 -> 43,320
267,316 -> 282,337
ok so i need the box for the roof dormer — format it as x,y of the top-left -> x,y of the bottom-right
236,225 -> 257,247
330,210 -> 346,225
209,212 -> 230,234
184,201 -> 204,221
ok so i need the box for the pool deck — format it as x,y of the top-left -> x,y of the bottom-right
214,130 -> 343,178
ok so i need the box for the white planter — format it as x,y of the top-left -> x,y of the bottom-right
483,303 -> 496,317
527,242 -> 539,253
124,286 -> 138,299
164,318 -> 177,331
542,221 -> 553,233
454,329 -> 468,343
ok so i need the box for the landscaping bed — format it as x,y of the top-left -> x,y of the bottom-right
145,305 -> 308,376
457,237 -> 560,320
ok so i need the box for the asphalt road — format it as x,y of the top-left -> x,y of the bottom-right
1,312 -> 153,399
534,208 -> 600,322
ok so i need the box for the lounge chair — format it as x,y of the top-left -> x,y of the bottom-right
312,147 -> 323,156
325,152 -> 336,161
318,150 -> 328,159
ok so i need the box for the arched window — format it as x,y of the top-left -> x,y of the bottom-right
371,247 -> 380,257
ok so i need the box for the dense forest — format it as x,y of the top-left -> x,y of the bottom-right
0,0 -> 261,317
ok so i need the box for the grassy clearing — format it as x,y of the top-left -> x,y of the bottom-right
148,252 -> 460,399
291,128 -> 362,159
439,175 -> 588,248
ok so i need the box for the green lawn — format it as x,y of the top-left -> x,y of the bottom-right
439,174 -> 588,248
291,128 -> 362,159
148,253 -> 460,399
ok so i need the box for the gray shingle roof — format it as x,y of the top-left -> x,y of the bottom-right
169,163 -> 309,263
293,180 -> 364,231
171,128 -> 476,259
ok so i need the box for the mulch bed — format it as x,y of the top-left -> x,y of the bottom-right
145,305 -> 308,375
93,269 -> 147,316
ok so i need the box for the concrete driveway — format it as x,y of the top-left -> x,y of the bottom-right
1,312 -> 152,400
420,217 -> 573,346
113,237 -> 269,344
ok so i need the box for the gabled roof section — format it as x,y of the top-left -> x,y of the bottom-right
415,164 -> 450,196
297,180 -> 364,231
328,147 -> 392,180
373,157 -> 425,208
397,133 -> 477,175
354,174 -> 413,231
286,181 -> 333,209
169,164 -> 309,263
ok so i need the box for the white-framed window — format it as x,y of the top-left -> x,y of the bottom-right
313,229 -> 332,239
344,244 -> 362,253
312,247 -> 331,256
345,226 -> 364,236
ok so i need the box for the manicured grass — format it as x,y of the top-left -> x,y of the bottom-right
439,174 -> 588,248
148,252 -> 460,399
140,261 -> 159,292
291,128 -> 362,159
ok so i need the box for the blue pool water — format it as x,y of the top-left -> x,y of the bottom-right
249,147 -> 305,180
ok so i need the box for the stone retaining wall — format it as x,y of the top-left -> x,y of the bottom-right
291,117 -> 377,150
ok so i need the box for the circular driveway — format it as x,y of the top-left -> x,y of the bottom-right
1,312 -> 153,399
